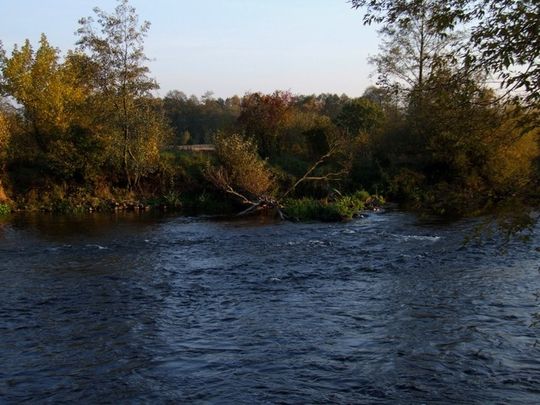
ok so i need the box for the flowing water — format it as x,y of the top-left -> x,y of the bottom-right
1,210 -> 539,403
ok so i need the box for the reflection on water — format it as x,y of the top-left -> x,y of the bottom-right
1,211 -> 539,403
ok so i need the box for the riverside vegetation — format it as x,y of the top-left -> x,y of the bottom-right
0,0 -> 538,223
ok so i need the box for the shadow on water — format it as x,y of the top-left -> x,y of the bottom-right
1,210 -> 539,403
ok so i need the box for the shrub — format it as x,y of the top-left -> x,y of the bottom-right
284,198 -> 327,221
284,192 -> 368,222
333,195 -> 365,219
207,133 -> 275,199
352,189 -> 370,202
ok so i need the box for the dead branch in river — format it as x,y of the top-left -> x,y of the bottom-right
206,134 -> 349,220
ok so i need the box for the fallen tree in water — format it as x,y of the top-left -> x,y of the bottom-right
205,133 -> 284,217
206,133 -> 380,221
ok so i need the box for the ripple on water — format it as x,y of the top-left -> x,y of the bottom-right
0,211 -> 539,403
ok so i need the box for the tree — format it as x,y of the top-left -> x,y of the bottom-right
163,91 -> 239,145
238,91 -> 293,158
0,35 -> 98,184
0,112 -> 8,157
1,35 -> 86,151
206,133 -> 275,206
335,98 -> 384,136
316,93 -> 350,120
206,132 -> 350,218
77,0 -> 164,189
350,0 -> 540,112
373,8 -> 457,103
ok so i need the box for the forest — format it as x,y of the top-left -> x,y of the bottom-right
0,0 -> 538,221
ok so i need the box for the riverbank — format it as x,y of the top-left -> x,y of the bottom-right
0,187 -> 385,222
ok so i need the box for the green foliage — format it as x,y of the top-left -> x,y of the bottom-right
77,0 -> 166,189
157,150 -> 212,199
385,168 -> 425,205
352,189 -> 371,202
1,35 -> 91,152
0,0 -> 537,222
27,185 -> 90,213
347,0 -> 540,217
333,195 -> 365,219
46,125 -> 107,182
0,35 -> 108,187
271,153 -> 309,177
0,112 -> 11,205
0,203 -> 10,216
350,0 -> 540,112
335,98 -> 384,136
284,192 -> 369,222
163,91 -> 240,144
76,0 -> 155,96
284,198 -> 339,221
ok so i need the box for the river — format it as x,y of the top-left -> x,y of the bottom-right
1,210 -> 539,403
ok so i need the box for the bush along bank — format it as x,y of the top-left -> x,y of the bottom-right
283,191 -> 385,222
0,188 -> 385,222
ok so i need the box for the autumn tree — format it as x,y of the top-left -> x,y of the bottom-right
0,35 -> 103,186
77,0 -> 167,189
0,43 -> 8,193
206,133 -> 275,207
0,111 -> 8,159
350,0 -> 540,113
206,131 -> 351,218
335,98 -> 384,136
238,91 -> 293,158
349,0 -> 540,214
1,36 -> 88,152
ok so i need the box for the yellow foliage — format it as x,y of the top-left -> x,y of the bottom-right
0,113 -> 8,153
209,133 -> 274,198
2,35 -> 89,137
485,127 -> 539,191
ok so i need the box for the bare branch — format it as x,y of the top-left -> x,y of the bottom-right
280,143 -> 342,199
303,169 -> 349,182
236,202 -> 262,217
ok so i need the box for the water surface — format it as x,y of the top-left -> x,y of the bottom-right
1,211 -> 539,403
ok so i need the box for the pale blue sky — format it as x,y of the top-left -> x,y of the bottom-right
1,0 -> 380,98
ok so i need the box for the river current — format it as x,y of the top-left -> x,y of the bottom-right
1,210 -> 539,403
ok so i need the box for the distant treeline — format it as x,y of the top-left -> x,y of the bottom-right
163,91 -> 351,146
0,0 -> 538,219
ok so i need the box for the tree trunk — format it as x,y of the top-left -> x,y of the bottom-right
123,125 -> 132,190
